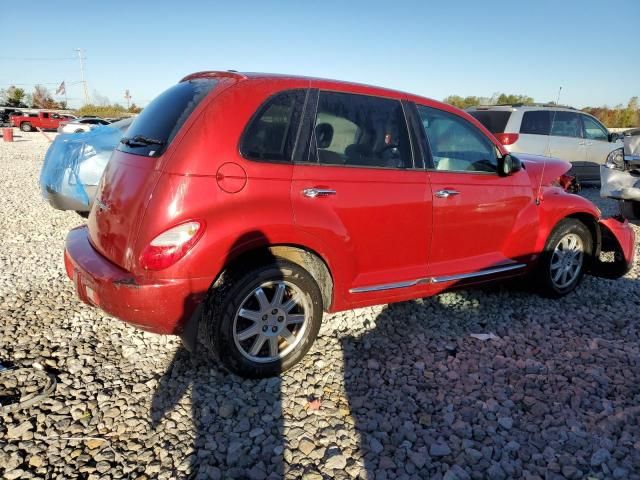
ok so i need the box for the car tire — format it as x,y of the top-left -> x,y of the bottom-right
536,218 -> 592,298
202,259 -> 323,378
21,122 -> 32,132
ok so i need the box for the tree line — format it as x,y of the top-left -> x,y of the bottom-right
0,84 -> 142,116
443,94 -> 639,128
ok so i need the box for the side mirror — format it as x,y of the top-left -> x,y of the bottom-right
608,132 -> 622,143
499,154 -> 522,176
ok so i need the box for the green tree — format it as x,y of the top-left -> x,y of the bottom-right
443,95 -> 484,109
76,103 -> 129,118
444,93 -> 535,109
495,93 -> 534,105
5,86 -> 27,107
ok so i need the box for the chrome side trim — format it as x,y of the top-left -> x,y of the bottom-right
430,263 -> 526,284
350,279 -> 422,293
349,264 -> 526,293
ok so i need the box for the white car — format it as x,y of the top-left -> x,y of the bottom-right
467,105 -> 623,182
58,117 -> 111,134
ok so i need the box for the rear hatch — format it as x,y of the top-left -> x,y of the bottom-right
87,77 -> 219,271
467,109 -> 512,134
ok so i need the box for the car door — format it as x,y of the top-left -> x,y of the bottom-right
581,113 -> 619,181
547,111 -> 589,179
413,104 -> 537,286
291,89 -> 432,306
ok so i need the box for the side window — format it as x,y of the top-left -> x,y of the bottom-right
241,90 -> 306,162
582,115 -> 608,141
550,111 -> 581,138
43,113 -> 49,119
520,111 -> 551,135
310,91 -> 412,169
417,105 -> 498,173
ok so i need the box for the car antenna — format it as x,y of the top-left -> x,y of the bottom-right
538,86 -> 562,205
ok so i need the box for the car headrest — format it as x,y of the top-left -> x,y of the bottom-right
315,123 -> 334,149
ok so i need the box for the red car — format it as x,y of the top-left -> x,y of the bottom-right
10,111 -> 68,131
64,72 -> 635,377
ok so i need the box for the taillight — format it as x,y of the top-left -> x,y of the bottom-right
140,220 -> 205,270
494,133 -> 520,145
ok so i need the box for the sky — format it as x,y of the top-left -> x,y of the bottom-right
1,0 -> 638,109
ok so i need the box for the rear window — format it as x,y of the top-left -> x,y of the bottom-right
467,110 -> 511,133
520,111 -> 551,135
117,78 -> 217,157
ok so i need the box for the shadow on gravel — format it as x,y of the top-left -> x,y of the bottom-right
151,231 -> 285,479
342,276 -> 640,479
151,348 -> 284,479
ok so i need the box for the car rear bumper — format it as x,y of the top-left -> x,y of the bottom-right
64,226 -> 213,335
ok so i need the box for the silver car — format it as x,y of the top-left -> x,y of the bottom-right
467,105 -> 623,182
601,132 -> 640,219
40,118 -> 134,215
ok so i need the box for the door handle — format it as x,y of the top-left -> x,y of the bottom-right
434,189 -> 460,198
303,188 -> 336,198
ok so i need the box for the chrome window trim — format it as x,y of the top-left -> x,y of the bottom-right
349,263 -> 526,293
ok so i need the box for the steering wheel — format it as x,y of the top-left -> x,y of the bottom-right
376,144 -> 400,156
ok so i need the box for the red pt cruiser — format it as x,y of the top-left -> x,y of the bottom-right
64,72 -> 635,377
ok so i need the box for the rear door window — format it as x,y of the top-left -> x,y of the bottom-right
240,89 -> 306,162
467,110 -> 511,133
118,78 -> 218,157
308,91 -> 412,169
550,111 -> 581,138
520,111 -> 551,135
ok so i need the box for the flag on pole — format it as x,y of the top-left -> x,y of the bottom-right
55,81 -> 66,96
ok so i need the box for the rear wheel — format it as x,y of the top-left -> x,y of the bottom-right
536,219 -> 592,297
203,260 -> 323,378
20,122 -> 32,132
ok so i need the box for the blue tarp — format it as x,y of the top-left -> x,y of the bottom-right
39,120 -> 131,208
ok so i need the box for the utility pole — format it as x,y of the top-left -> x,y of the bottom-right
124,89 -> 131,109
75,48 -> 90,105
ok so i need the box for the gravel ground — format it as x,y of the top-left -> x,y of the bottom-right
1,132 -> 639,480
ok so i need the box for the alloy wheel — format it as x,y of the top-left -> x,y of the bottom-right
550,233 -> 584,289
232,281 -> 310,363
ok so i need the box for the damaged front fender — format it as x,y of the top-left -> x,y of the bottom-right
590,216 -> 636,279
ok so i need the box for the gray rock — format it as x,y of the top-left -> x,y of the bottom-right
590,448 -> 610,466
430,442 -> 451,457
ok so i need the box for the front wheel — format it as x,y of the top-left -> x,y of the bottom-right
20,122 -> 32,132
203,260 -> 323,378
536,219 -> 592,297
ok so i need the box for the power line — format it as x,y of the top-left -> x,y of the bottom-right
0,56 -> 77,61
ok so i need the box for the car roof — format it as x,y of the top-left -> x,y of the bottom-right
182,70 -> 440,107
467,104 -> 579,113
180,70 -> 510,156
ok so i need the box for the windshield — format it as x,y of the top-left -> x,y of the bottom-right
117,78 -> 217,157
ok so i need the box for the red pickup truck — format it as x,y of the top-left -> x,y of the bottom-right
11,111 -> 69,132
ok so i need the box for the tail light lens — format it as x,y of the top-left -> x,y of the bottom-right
494,133 -> 520,145
140,220 -> 205,270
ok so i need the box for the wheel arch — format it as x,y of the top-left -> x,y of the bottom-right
217,243 -> 334,312
564,212 -> 601,259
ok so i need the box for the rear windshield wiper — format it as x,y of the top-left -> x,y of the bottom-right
120,134 -> 165,147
